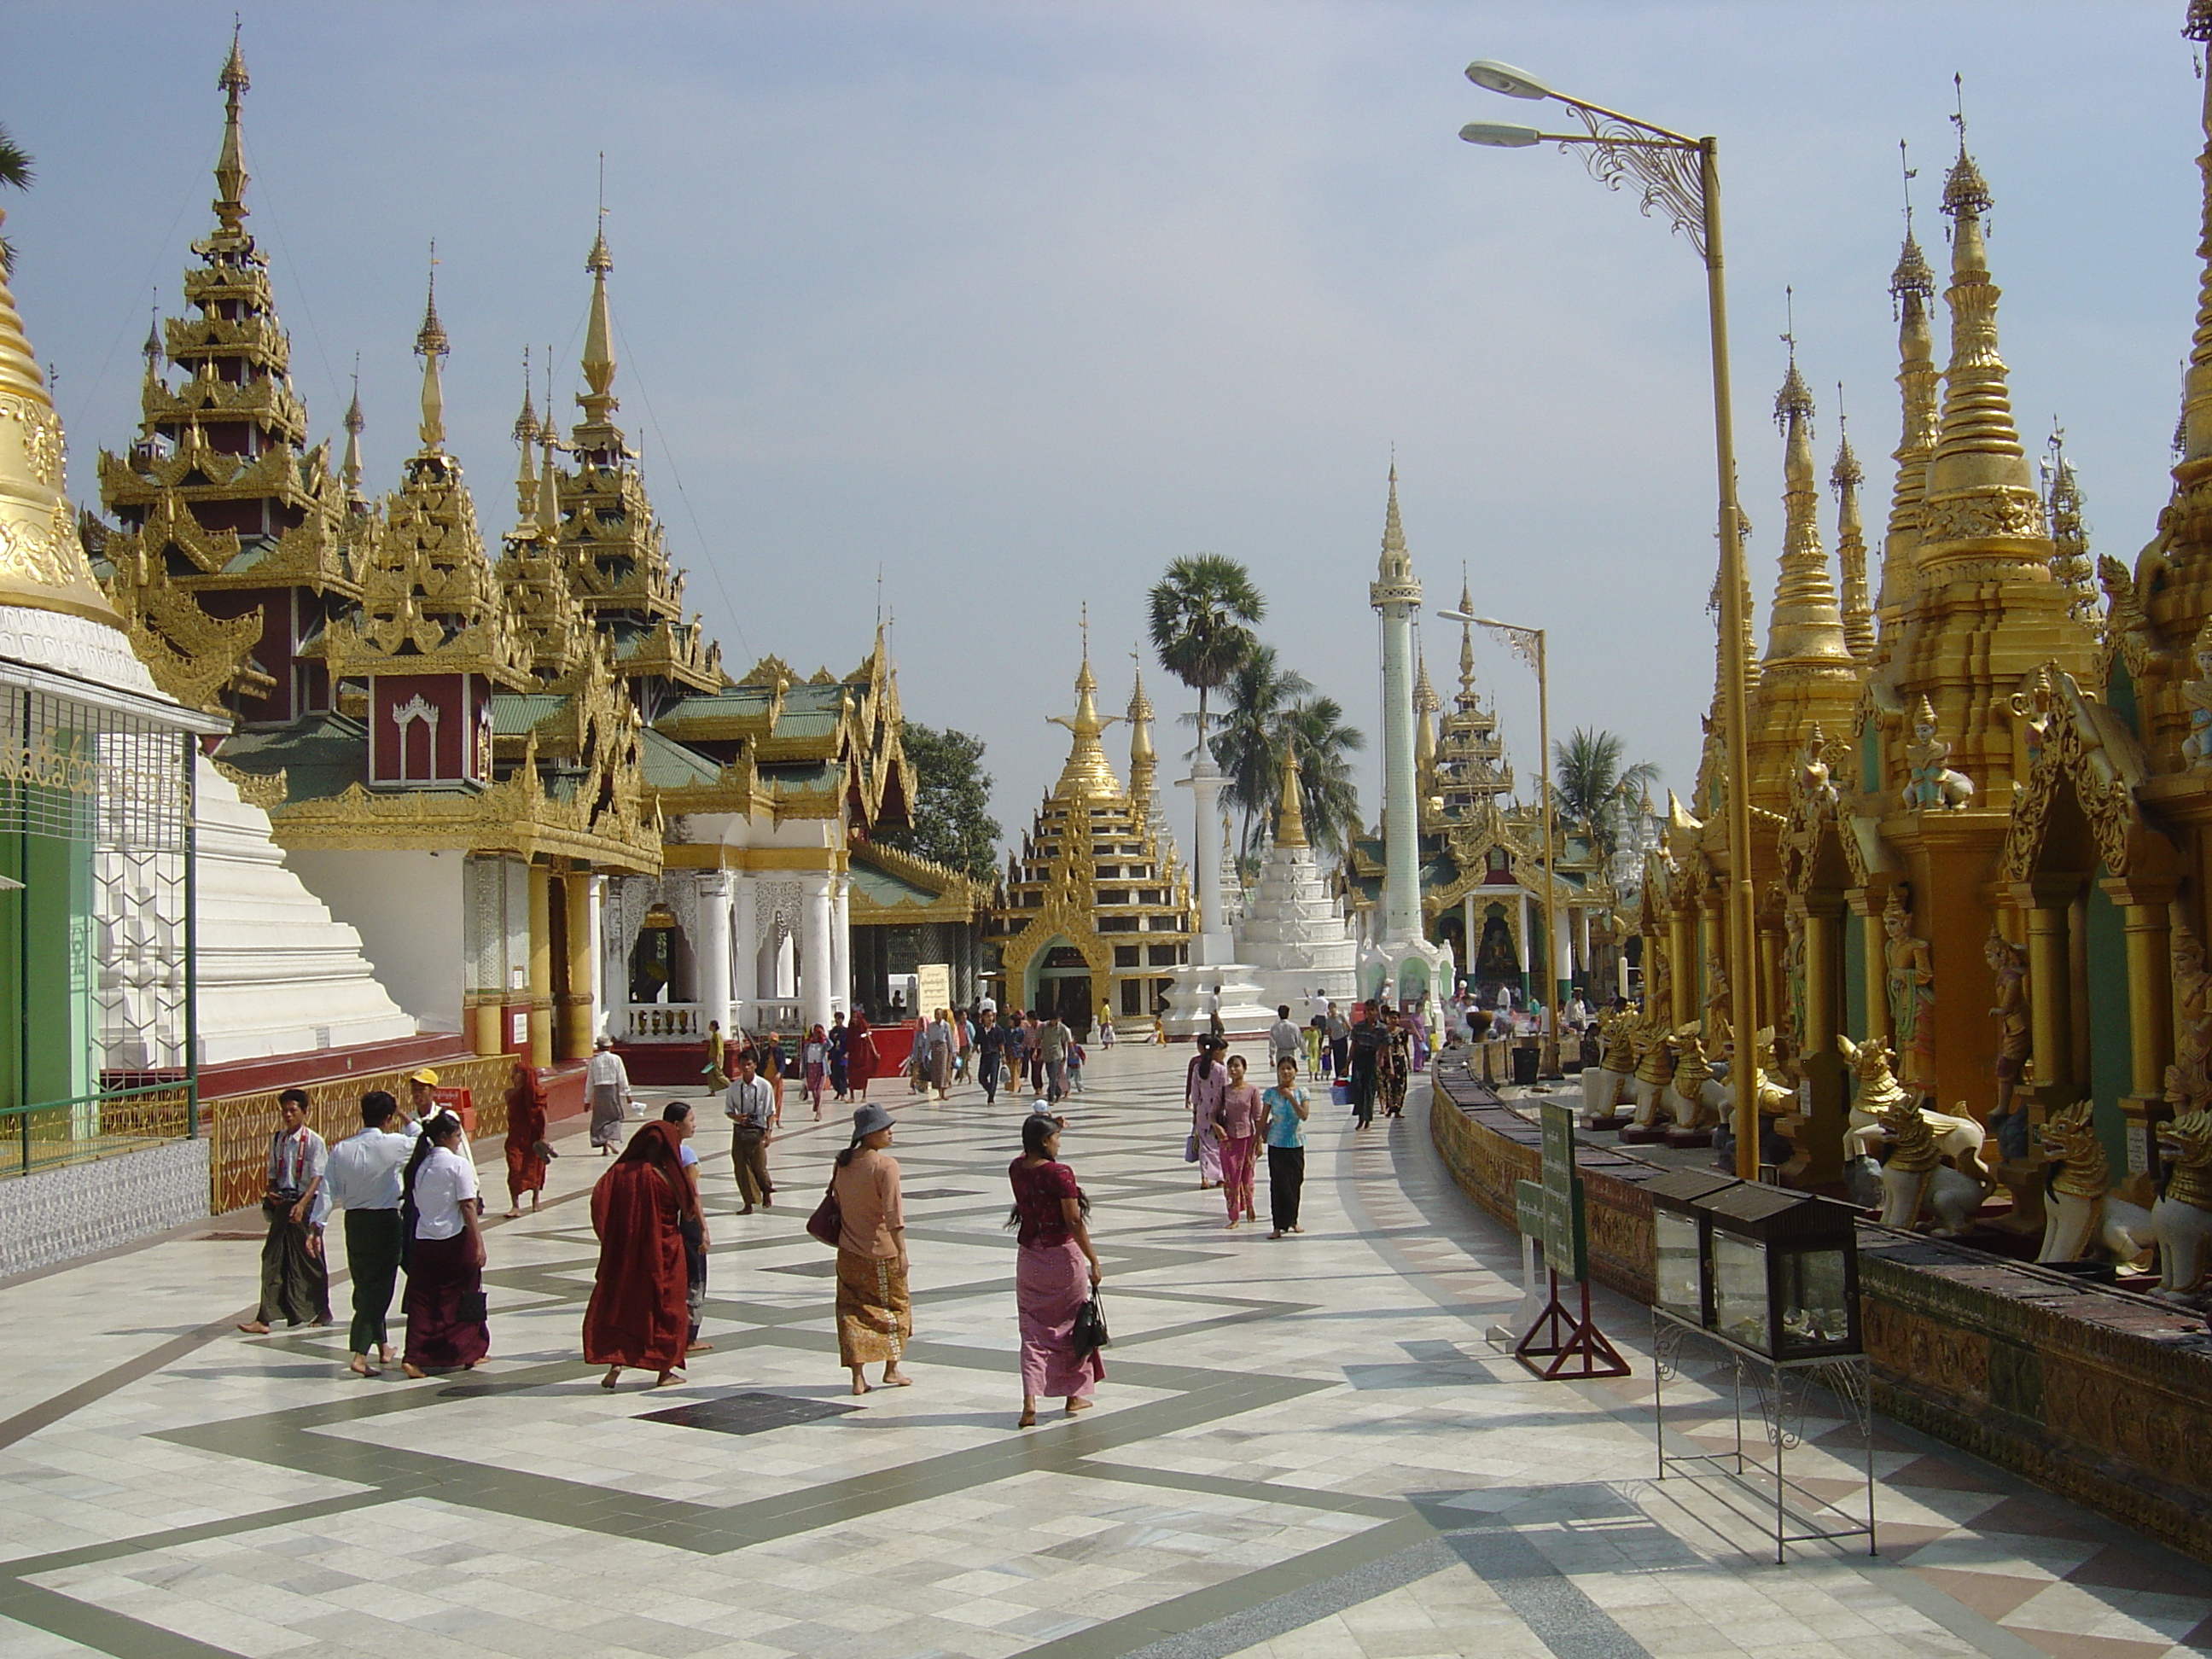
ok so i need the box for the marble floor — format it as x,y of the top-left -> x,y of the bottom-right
0,1042 -> 2206,1659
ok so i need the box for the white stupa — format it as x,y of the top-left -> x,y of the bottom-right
1236,747 -> 1357,1011
0,207 -> 412,1073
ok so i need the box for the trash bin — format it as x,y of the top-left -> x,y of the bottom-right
1511,1045 -> 1540,1086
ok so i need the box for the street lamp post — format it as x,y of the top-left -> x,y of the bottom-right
1459,61 -> 1758,1178
1444,608 -> 1562,1076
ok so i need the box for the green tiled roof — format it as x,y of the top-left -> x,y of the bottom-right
490,693 -> 566,736
217,713 -> 369,804
639,728 -> 723,789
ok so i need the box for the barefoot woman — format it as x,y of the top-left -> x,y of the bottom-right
831,1103 -> 912,1394
1008,1112 -> 1103,1427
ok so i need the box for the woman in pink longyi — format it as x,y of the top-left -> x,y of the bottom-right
1007,1113 -> 1104,1428
1185,1037 -> 1227,1190
1211,1053 -> 1261,1227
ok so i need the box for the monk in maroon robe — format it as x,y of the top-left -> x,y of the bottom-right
584,1119 -> 692,1388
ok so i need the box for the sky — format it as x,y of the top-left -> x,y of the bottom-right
2,2 -> 2204,852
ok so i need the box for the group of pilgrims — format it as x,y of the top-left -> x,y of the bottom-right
236,1021 -> 1324,1423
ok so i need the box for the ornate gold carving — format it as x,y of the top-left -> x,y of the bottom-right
0,393 -> 60,487
212,760 -> 287,811
1915,489 -> 2047,547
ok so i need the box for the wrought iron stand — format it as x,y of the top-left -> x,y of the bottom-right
1650,1307 -> 1876,1564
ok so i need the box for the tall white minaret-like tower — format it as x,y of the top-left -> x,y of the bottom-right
1371,466 -> 1423,942
1364,467 -> 1451,1013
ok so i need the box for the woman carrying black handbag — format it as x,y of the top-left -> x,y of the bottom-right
1007,1112 -> 1104,1429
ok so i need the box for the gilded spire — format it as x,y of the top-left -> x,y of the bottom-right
1047,626 -> 1122,800
2174,2 -> 2212,463
1127,658 -> 1156,765
0,207 -> 128,626
1881,142 -> 1940,622
212,24 -> 250,239
2041,422 -> 2097,625
341,361 -> 367,511
1414,652 -> 1440,777
537,345 -> 562,538
1456,577 -> 1476,696
414,253 -> 449,454
1761,337 -> 1852,670
512,346 -> 538,527
1377,463 -> 1409,585
575,212 -> 624,451
1274,742 -> 1309,849
1918,98 -> 2048,572
1831,401 -> 1874,659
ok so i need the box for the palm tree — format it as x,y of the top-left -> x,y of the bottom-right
1553,727 -> 1658,856
1208,643 -> 1311,848
0,124 -> 32,275
1147,554 -> 1264,745
1280,696 -> 1365,859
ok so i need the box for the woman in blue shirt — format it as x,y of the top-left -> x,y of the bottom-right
1262,1057 -> 1311,1238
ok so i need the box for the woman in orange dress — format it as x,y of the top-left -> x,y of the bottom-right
504,1062 -> 550,1219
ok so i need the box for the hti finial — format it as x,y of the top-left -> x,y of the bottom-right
1941,74 -> 1992,219
416,241 -> 448,358
1900,138 -> 1916,234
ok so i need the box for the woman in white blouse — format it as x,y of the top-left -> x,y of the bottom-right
399,1111 -> 489,1377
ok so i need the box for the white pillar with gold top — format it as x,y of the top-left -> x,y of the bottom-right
830,873 -> 852,1016
801,872 -> 835,1031
696,870 -> 733,1039
732,873 -> 758,1018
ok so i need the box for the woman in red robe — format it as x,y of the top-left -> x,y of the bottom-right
584,1117 -> 693,1388
846,1013 -> 881,1102
504,1062 -> 550,1219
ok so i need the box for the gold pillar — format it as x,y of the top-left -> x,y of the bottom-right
559,873 -> 595,1061
2013,878 -> 2075,1115
1849,881 -> 1895,1049
1798,898 -> 1847,1188
527,863 -> 554,1068
1668,906 -> 1697,1027
1755,915 -> 1784,1049
469,996 -> 502,1057
2105,877 -> 2179,1175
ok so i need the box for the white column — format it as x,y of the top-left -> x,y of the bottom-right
1516,893 -> 1532,974
696,870 -> 733,1037
801,873 -> 835,1030
587,876 -> 608,1039
731,874 -> 758,1017
1181,757 -> 1229,962
830,873 -> 852,1016
1462,894 -> 1476,985
775,932 -> 797,998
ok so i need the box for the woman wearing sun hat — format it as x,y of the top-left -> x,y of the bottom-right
830,1102 -> 912,1394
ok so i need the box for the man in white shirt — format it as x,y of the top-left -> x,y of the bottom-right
317,1090 -> 412,1375
1268,1005 -> 1304,1074
587,1039 -> 632,1155
978,993 -> 998,1023
725,1051 -> 777,1214
239,1090 -> 329,1335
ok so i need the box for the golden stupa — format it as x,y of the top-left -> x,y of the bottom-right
0,211 -> 125,630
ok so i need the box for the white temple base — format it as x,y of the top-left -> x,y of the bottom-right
1156,963 -> 1276,1039
1234,840 -> 1358,1013
186,757 -> 417,1062
1360,934 -> 1452,1031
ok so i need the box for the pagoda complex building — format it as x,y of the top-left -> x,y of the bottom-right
86,39 -> 912,1073
982,649 -> 1192,1034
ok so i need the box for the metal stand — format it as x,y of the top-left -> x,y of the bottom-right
1651,1307 -> 1876,1564
1514,1269 -> 1630,1380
